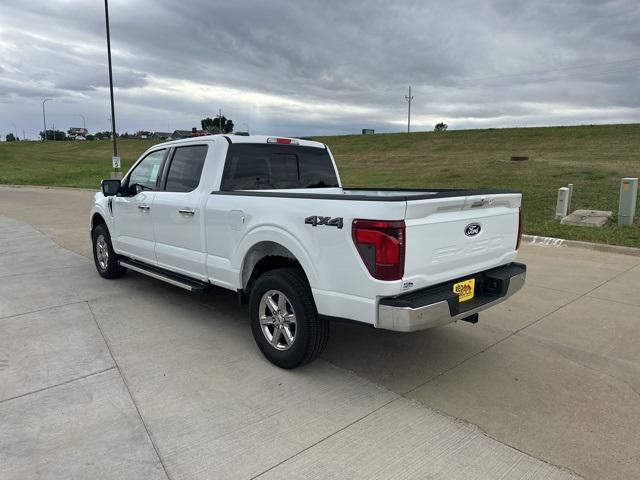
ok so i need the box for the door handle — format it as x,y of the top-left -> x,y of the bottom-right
137,204 -> 151,211
178,208 -> 195,216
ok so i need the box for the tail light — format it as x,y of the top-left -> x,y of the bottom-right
352,219 -> 405,281
516,207 -> 523,250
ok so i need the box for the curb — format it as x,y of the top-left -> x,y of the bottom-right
523,234 -> 640,257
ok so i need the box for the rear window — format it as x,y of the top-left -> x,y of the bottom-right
220,144 -> 339,190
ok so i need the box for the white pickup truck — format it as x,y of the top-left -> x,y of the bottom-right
91,134 -> 526,368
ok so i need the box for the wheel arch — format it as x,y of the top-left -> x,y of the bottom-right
240,241 -> 312,292
91,212 -> 107,232
235,226 -> 318,291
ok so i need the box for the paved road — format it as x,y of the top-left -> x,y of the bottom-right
2,186 -> 639,479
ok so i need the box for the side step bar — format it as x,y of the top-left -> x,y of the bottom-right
118,259 -> 209,293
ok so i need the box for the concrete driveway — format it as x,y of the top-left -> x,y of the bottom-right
1,186 -> 639,479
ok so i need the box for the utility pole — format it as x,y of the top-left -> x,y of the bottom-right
219,108 -> 223,134
404,86 -> 413,133
42,98 -> 52,141
73,113 -> 87,130
104,0 -> 121,178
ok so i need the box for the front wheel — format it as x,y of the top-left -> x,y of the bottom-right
249,268 -> 328,369
92,224 -> 127,279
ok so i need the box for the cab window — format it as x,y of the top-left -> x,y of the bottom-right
164,145 -> 208,192
220,144 -> 338,190
128,150 -> 165,192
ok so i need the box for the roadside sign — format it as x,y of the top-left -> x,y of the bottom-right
112,156 -> 121,169
362,129 -> 375,135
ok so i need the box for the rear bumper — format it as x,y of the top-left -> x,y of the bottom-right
377,262 -> 526,332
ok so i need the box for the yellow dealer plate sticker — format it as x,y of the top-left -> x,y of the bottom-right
453,278 -> 475,303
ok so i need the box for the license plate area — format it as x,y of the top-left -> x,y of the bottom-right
453,278 -> 475,303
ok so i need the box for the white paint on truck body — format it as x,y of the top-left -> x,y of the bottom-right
91,134 -> 523,327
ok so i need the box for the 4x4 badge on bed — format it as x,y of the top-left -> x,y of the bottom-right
305,216 -> 344,229
465,223 -> 481,237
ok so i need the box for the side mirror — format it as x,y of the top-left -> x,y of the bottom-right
101,179 -> 121,196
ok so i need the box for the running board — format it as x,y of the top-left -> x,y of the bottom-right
118,259 -> 209,293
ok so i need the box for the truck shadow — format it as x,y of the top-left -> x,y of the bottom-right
322,319 -> 508,395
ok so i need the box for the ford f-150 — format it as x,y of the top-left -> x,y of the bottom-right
91,134 -> 526,368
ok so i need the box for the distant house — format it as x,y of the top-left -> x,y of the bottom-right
68,127 -> 88,139
170,128 -> 208,140
151,131 -> 171,140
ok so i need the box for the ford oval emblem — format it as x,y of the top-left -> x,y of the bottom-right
465,223 -> 481,237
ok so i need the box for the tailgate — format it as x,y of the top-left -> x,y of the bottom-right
403,193 -> 521,288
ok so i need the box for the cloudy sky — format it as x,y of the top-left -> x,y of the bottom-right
1,0 -> 639,139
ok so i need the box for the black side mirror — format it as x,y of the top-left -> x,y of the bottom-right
101,179 -> 121,196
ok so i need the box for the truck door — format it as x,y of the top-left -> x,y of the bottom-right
111,148 -> 166,265
152,144 -> 209,279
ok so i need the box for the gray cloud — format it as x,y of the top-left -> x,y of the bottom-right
1,0 -> 639,140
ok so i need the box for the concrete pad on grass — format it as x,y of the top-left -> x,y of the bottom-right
561,210 -> 612,228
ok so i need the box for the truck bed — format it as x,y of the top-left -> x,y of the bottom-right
207,186 -> 521,326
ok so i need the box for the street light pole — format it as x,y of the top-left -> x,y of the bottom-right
42,98 -> 53,141
104,0 -> 120,178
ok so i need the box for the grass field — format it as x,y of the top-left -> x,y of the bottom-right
1,124 -> 638,247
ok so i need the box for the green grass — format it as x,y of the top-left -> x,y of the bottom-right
316,124 -> 640,248
0,139 -> 156,188
1,124 -> 639,247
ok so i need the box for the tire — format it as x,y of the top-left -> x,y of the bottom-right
249,268 -> 328,369
92,224 -> 127,279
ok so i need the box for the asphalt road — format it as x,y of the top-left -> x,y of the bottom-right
1,185 -> 639,479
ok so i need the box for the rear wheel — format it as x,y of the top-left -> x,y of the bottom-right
249,268 -> 328,369
92,224 -> 127,279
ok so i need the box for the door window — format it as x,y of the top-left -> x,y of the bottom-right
165,145 -> 208,192
128,149 -> 165,192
